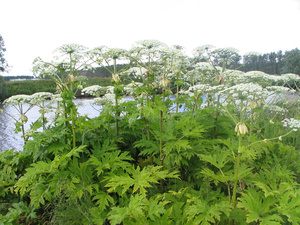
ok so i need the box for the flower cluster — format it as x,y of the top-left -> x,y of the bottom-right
282,118 -> 300,131
104,48 -> 127,60
267,105 -> 288,115
121,67 -> 148,79
220,83 -> 267,101
281,73 -> 300,81
123,82 -> 143,95
189,84 -> 211,93
265,86 -> 296,94
192,45 -> 215,58
51,94 -> 63,103
30,92 -> 53,105
134,40 -> 166,49
4,95 -> 32,106
81,85 -> 106,97
221,70 -> 246,84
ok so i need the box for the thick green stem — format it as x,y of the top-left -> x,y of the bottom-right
159,88 -> 165,167
115,91 -> 119,136
232,135 -> 242,208
250,109 -> 254,136
113,58 -> 119,136
176,83 -> 179,113
145,71 -> 150,140
213,95 -> 221,138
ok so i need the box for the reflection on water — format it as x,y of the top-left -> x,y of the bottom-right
0,99 -> 102,152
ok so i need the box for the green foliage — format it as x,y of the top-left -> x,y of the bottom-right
1,41 -> 300,224
5,79 -> 56,96
0,76 -> 8,102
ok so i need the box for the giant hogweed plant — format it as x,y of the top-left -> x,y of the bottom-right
33,44 -> 91,148
1,40 -> 300,224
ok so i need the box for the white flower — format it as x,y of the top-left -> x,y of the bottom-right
4,95 -> 31,106
121,67 -> 148,78
268,105 -> 288,115
221,70 -> 246,84
106,86 -> 115,94
266,86 -> 295,94
282,118 -> 300,131
220,83 -> 266,99
123,82 -> 143,95
281,73 -> 300,81
81,85 -> 106,97
189,84 -> 210,93
206,84 -> 227,93
30,92 -> 53,104
51,94 -> 63,103
192,45 -> 215,58
134,40 -> 166,49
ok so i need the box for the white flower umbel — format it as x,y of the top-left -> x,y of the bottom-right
282,118 -> 300,131
4,95 -> 32,106
30,92 -> 53,105
188,84 -> 210,93
120,67 -> 148,79
194,62 -> 215,71
245,71 -> 269,80
134,40 -> 166,50
81,85 -> 106,97
220,83 -> 267,100
192,45 -> 215,58
221,70 -> 246,84
267,105 -> 288,115
124,82 -> 143,96
281,73 -> 300,81
51,94 -> 63,103
265,86 -> 296,94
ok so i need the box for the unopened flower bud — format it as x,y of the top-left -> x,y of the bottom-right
20,114 -> 28,123
68,74 -> 76,82
235,122 -> 248,136
279,136 -> 283,141
250,101 -> 258,109
160,77 -> 170,87
112,74 -> 120,83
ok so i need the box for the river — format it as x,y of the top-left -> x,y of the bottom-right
0,98 -> 104,152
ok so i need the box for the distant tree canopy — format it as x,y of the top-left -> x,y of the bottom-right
0,34 -> 8,73
280,48 -> 300,75
3,75 -> 34,81
0,34 -> 8,101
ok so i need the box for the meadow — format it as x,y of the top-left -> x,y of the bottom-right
0,41 -> 300,224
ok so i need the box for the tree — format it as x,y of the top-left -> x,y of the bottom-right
0,34 -> 8,73
0,34 -> 8,101
280,48 -> 300,75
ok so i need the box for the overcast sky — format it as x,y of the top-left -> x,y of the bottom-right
2,0 -> 300,76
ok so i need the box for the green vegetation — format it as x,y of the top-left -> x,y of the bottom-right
6,79 -> 57,96
4,77 -> 113,98
0,41 -> 300,224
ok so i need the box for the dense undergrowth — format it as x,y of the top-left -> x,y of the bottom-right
0,41 -> 300,224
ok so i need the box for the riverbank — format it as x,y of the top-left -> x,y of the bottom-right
4,77 -> 113,98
